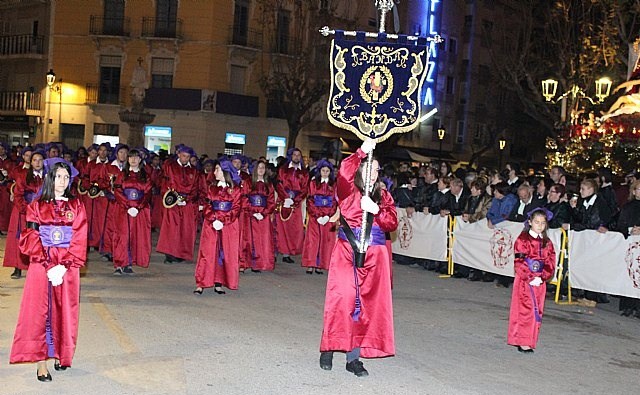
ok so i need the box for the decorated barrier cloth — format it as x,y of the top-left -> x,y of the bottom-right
391,208 -> 640,299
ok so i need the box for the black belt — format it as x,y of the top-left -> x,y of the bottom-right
27,221 -> 40,231
339,213 -> 373,268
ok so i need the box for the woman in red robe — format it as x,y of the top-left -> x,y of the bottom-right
112,149 -> 153,274
194,160 -> 242,294
319,139 -> 397,377
302,160 -> 337,274
241,160 -> 276,272
3,151 -> 44,279
10,158 -> 87,382
0,142 -> 16,232
507,208 -> 556,353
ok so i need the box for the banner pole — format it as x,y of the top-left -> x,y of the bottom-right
439,215 -> 454,278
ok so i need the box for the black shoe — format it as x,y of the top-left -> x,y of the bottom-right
37,370 -> 52,382
54,360 -> 68,371
123,266 -> 134,275
214,284 -> 226,294
10,268 -> 21,279
250,269 -> 261,273
282,256 -> 294,263
346,360 -> 369,377
517,346 -> 534,354
163,258 -> 173,264
306,268 -> 313,275
113,267 -> 123,276
315,269 -> 324,275
319,352 -> 333,370
193,287 -> 203,295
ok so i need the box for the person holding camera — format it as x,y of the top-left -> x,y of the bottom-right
318,138 -> 398,377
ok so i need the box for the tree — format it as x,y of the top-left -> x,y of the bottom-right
256,0 -> 371,149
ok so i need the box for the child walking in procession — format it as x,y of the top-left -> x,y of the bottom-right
507,207 -> 556,353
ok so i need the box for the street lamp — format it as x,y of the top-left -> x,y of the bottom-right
45,69 -> 62,138
541,77 -> 612,124
437,127 -> 445,162
498,138 -> 506,170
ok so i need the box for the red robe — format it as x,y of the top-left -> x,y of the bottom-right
75,157 -> 94,235
241,179 -> 276,271
156,160 -> 199,261
0,156 -> 16,231
275,163 -> 309,255
10,198 -> 88,366
113,170 -> 153,268
194,183 -> 242,289
301,179 -> 338,269
3,170 -> 43,270
100,161 -> 125,255
507,232 -> 556,349
149,165 -> 165,230
87,158 -> 111,249
320,149 -> 398,358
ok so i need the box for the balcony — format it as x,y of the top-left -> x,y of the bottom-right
85,84 -> 127,106
227,26 -> 262,49
141,17 -> 183,40
0,34 -> 44,58
270,35 -> 302,56
0,91 -> 41,115
89,15 -> 131,37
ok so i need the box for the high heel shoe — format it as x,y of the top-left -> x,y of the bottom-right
37,370 -> 52,382
54,360 -> 68,371
193,287 -> 203,295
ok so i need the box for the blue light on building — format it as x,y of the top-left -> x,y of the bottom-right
421,0 -> 441,109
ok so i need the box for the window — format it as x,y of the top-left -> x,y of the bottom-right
233,0 -> 250,46
103,0 -> 125,35
448,38 -> 457,54
155,0 -> 178,37
99,55 -> 121,104
230,65 -> 246,94
456,120 -> 465,144
275,9 -> 290,54
446,76 -> 454,95
94,123 -> 119,136
151,58 -> 174,88
319,0 -> 330,10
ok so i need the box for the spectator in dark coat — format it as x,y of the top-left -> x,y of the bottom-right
508,184 -> 545,223
441,178 -> 470,217
486,182 -> 518,228
429,176 -> 451,215
544,183 -> 571,229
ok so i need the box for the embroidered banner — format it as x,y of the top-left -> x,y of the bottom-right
390,208 -> 448,261
327,32 -> 429,142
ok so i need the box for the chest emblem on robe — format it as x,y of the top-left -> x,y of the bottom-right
66,211 -> 75,221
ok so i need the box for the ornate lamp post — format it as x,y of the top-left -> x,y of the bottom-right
541,77 -> 612,125
45,69 -> 62,140
437,127 -> 445,162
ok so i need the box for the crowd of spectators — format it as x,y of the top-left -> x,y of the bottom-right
382,159 -> 640,319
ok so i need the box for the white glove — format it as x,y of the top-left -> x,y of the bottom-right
99,191 -> 105,197
198,205 -> 204,211
47,265 -> 68,287
212,220 -> 224,230
283,198 -> 294,208
253,212 -> 264,221
529,277 -> 543,287
361,138 -> 376,154
317,216 -> 329,225
360,196 -> 380,215
10,194 -> 14,202
127,207 -> 139,217
1,169 -> 8,177
177,200 -> 187,206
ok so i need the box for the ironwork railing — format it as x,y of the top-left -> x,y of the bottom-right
0,34 -> 44,56
227,25 -> 262,49
141,17 -> 183,39
89,15 -> 131,37
0,91 -> 41,112
85,84 -> 127,106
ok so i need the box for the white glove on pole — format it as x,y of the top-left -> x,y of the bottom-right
1,169 -> 8,177
360,196 -> 380,215
361,138 -> 376,154
529,277 -> 543,287
283,198 -> 294,208
212,220 -> 224,230
47,265 -> 68,287
198,205 -> 204,212
317,216 -> 329,225
253,212 -> 264,221
127,207 -> 139,217
177,200 -> 187,206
